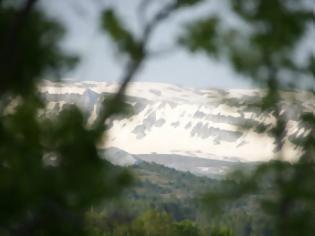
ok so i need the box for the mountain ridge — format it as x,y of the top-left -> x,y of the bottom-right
40,80 -> 314,174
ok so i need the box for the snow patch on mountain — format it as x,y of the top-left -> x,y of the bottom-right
40,80 -> 314,164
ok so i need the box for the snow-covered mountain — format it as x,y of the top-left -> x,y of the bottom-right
39,80 -> 314,176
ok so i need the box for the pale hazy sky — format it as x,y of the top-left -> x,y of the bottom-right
42,0 -> 314,89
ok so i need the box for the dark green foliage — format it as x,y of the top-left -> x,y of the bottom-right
209,225 -> 234,236
128,162 -> 217,221
86,162 -> 271,236
180,1 -> 315,235
180,0 -> 313,86
179,17 -> 220,57
0,2 -> 77,97
175,0 -> 204,8
0,1 -> 132,235
131,210 -> 176,236
232,0 -> 313,51
88,208 -> 202,236
175,220 -> 201,236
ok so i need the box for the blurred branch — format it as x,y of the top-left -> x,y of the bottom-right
148,45 -> 179,58
137,0 -> 156,28
117,1 -> 179,92
142,1 -> 177,44
97,1 -> 180,126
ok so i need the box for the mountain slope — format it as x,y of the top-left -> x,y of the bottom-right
40,80 -> 314,170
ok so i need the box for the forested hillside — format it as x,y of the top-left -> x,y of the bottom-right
87,162 -> 268,236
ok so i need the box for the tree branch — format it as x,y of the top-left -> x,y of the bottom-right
97,1 -> 180,125
142,1 -> 177,46
148,45 -> 179,59
137,0 -> 156,28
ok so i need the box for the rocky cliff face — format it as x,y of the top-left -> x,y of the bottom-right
39,80 -> 314,176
